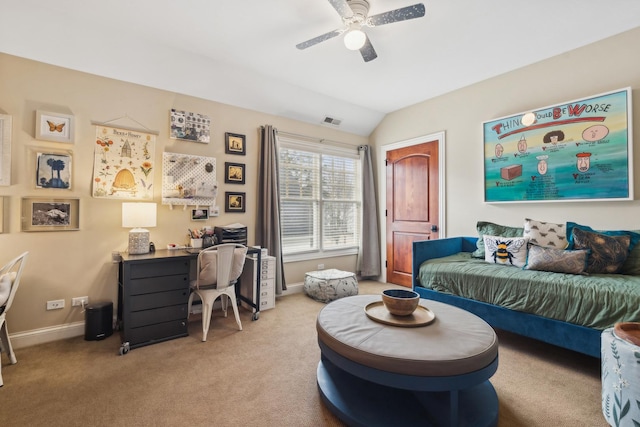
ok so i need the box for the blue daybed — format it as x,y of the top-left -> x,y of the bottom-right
412,237 -> 640,358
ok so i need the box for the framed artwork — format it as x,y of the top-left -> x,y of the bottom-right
21,197 -> 80,231
225,132 -> 246,155
225,162 -> 245,184
35,150 -> 72,189
191,208 -> 209,221
0,196 -> 4,233
0,114 -> 11,186
169,109 -> 210,143
225,191 -> 245,213
35,110 -> 74,143
92,125 -> 156,200
483,87 -> 632,203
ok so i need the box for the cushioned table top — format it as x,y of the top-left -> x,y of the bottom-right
316,294 -> 498,377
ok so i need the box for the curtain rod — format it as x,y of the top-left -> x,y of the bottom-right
276,130 -> 360,151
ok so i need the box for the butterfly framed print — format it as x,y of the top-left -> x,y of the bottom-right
35,110 -> 74,143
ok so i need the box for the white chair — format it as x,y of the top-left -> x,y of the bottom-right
0,251 -> 29,387
187,244 -> 248,342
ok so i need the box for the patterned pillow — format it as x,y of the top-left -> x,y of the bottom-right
483,235 -> 528,268
571,228 -> 631,274
621,230 -> 640,275
473,221 -> 524,258
523,218 -> 568,249
524,244 -> 589,274
566,222 -> 640,250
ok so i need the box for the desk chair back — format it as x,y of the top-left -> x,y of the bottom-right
0,251 -> 29,387
189,244 -> 248,341
195,243 -> 247,290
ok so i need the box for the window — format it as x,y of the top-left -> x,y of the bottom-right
278,137 -> 361,258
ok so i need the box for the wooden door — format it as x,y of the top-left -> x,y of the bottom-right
386,141 -> 439,287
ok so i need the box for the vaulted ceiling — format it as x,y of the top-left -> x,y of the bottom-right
2,0 -> 640,136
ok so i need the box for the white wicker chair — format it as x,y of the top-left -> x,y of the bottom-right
0,251 -> 29,387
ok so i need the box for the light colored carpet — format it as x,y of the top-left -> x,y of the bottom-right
0,281 -> 605,426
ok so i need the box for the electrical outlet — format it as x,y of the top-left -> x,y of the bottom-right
72,296 -> 89,307
318,263 -> 325,270
46,299 -> 65,310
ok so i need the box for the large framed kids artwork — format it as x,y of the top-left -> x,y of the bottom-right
483,88 -> 632,203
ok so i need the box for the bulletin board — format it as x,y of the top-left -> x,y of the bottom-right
483,88 -> 632,203
162,152 -> 217,208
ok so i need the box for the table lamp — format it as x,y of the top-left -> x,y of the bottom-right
122,202 -> 157,254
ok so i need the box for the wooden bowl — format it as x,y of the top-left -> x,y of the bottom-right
381,289 -> 420,316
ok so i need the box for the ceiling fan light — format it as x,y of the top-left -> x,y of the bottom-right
344,29 -> 366,50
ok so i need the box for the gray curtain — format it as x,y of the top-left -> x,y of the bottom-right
357,145 -> 381,278
256,125 -> 286,293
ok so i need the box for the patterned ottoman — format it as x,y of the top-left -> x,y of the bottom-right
304,269 -> 358,303
602,324 -> 640,427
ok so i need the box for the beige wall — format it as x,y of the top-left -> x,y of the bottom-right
4,25 -> 640,340
371,27 -> 640,243
0,53 -> 365,336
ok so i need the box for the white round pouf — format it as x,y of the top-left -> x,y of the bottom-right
304,269 -> 358,303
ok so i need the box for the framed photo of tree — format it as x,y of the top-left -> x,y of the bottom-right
34,149 -> 72,190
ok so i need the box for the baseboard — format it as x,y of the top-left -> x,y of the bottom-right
10,286 -> 305,350
10,321 -> 86,350
280,282 -> 304,296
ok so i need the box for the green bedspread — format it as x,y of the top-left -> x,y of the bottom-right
418,252 -> 640,330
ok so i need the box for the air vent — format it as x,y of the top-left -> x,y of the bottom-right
322,116 -> 342,127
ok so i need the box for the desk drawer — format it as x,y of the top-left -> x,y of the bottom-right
130,304 -> 188,328
129,320 -> 188,346
130,289 -> 189,311
129,259 -> 189,279
129,275 -> 189,295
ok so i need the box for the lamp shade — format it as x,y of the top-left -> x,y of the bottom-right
122,203 -> 156,254
344,29 -> 366,50
122,203 -> 157,228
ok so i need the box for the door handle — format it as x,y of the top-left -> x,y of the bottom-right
431,225 -> 438,232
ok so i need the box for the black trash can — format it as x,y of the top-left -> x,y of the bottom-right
85,301 -> 113,341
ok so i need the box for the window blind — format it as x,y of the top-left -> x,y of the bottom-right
279,142 -> 361,256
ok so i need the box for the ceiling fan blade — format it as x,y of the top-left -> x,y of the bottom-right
327,0 -> 353,19
368,3 -> 426,26
296,29 -> 344,50
359,35 -> 377,62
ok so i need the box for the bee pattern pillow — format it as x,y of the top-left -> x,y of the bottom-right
483,235 -> 529,267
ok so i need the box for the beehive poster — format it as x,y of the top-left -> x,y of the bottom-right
483,88 -> 632,203
92,125 -> 156,200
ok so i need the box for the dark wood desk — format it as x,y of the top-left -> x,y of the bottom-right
117,248 -> 261,354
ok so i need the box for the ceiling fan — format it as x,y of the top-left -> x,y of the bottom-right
296,0 -> 426,62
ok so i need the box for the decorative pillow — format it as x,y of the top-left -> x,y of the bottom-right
472,221 -> 524,258
197,247 -> 248,287
483,235 -> 528,268
0,272 -> 16,307
571,228 -> 631,274
523,218 -> 568,249
524,244 -> 589,274
567,222 -> 640,251
621,230 -> 640,275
